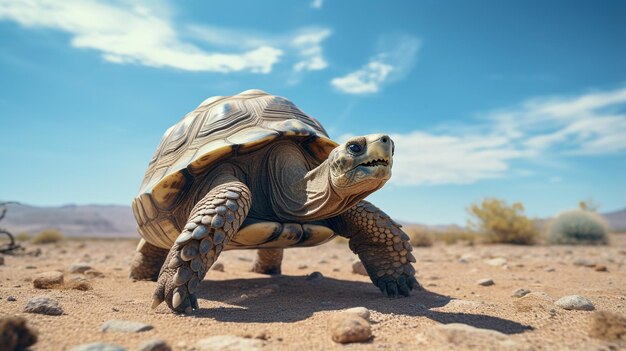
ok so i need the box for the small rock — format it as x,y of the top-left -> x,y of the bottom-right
69,263 -> 93,274
352,261 -> 368,276
589,311 -> 626,341
319,259 -> 328,264
24,297 -> 63,315
343,307 -> 370,320
555,295 -> 595,311
100,319 -> 153,333
512,288 -> 531,298
573,258 -> 595,267
137,339 -> 171,351
306,271 -> 324,281
237,256 -> 253,262
7,296 -> 16,301
71,343 -> 126,351
33,271 -> 63,289
197,335 -> 263,351
425,323 -> 517,349
328,313 -> 372,344
25,265 -> 37,269
66,277 -> 92,291
211,262 -> 224,272
594,265 -> 608,272
545,267 -> 556,272
477,278 -> 494,286
485,258 -> 507,266
84,269 -> 105,278
297,264 -> 308,269
0,316 -> 38,350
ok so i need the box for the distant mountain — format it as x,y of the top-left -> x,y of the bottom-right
1,203 -> 138,238
1,202 -> 625,238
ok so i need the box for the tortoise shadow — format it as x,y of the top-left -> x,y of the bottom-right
193,275 -> 532,335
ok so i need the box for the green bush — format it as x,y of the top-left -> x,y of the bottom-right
31,230 -> 65,244
547,210 -> 608,245
403,226 -> 434,247
467,198 -> 538,245
15,232 -> 31,241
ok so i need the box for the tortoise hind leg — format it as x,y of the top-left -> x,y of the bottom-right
153,178 -> 251,313
129,239 -> 168,281
251,248 -> 283,275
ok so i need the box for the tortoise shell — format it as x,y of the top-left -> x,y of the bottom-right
132,89 -> 338,249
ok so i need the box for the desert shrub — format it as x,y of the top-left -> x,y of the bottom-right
403,226 -> 434,247
547,210 -> 608,245
31,230 -> 64,244
436,228 -> 479,245
467,198 -> 538,245
15,232 -> 31,241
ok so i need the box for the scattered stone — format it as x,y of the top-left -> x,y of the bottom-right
545,267 -> 556,272
573,258 -> 595,267
197,335 -> 263,351
319,259 -> 328,264
423,323 -> 517,349
297,264 -> 308,269
555,295 -> 595,311
33,271 -> 63,289
589,311 -> 626,341
100,320 -> 153,333
69,263 -> 93,274
237,256 -> 253,262
211,262 -> 224,272
594,265 -> 608,272
85,270 -> 105,278
352,261 -> 368,276
0,316 -> 38,351
477,278 -> 494,286
328,313 -> 372,343
25,265 -> 37,269
137,339 -> 171,351
485,257 -> 507,266
343,307 -> 370,321
66,277 -> 92,291
306,271 -> 324,281
7,296 -> 16,301
512,288 -> 531,298
24,297 -> 63,315
71,342 -> 125,351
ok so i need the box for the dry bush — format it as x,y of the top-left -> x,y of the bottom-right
467,198 -> 538,245
15,231 -> 31,241
31,229 -> 65,244
547,210 -> 609,245
403,226 -> 434,247
436,228 -> 479,245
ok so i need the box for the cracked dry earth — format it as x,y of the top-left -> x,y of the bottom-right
1,236 -> 625,351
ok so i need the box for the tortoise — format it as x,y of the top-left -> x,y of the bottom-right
130,89 -> 420,313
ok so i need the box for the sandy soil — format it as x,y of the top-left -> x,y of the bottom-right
1,236 -> 625,351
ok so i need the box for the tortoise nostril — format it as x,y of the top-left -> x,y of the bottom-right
381,136 -> 388,143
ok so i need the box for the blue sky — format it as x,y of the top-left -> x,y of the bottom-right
0,0 -> 624,225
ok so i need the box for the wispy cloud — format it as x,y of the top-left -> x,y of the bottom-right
310,0 -> 324,10
0,0 -> 331,75
388,87 -> 626,186
331,35 -> 420,94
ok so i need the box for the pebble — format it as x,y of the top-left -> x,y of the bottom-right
343,307 -> 370,320
137,339 -> 171,351
306,271 -> 324,281
555,295 -> 595,311
297,264 -> 308,269
7,296 -> 16,301
545,267 -> 556,272
485,258 -> 507,266
512,288 -> 531,298
71,343 -> 126,351
211,262 -> 225,272
594,265 -> 608,272
328,313 -> 372,343
477,278 -> 495,286
33,271 -> 64,289
352,261 -> 368,276
24,297 -> 63,315
100,319 -> 154,333
69,263 -> 93,274
573,258 -> 595,267
197,335 -> 263,351
85,269 -> 105,278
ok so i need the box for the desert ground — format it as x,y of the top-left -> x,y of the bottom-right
1,236 -> 625,351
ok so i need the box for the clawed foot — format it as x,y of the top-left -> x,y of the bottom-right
374,273 -> 422,297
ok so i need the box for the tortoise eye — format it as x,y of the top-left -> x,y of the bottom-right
347,143 -> 362,154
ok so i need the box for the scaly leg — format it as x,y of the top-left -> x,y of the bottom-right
152,180 -> 251,313
129,239 -> 168,281
251,248 -> 283,275
332,201 -> 420,297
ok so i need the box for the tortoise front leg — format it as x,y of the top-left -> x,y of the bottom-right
332,201 -> 421,297
251,248 -> 283,275
152,180 -> 251,313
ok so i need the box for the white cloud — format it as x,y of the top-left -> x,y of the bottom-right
385,87 -> 626,186
331,35 -> 420,94
292,29 -> 331,72
0,0 -> 290,73
310,0 -> 324,9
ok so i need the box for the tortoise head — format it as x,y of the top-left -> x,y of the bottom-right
328,134 -> 394,191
